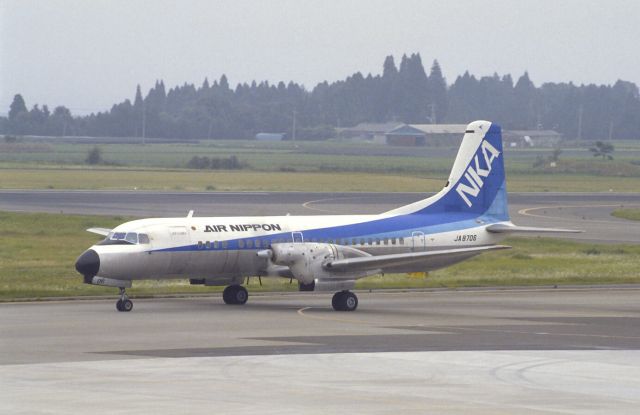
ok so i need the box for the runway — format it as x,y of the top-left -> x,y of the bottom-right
1,189 -> 640,243
2,288 -> 639,413
2,190 -> 640,413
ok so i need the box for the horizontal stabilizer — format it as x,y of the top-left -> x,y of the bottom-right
486,223 -> 582,234
86,227 -> 111,236
324,245 -> 510,273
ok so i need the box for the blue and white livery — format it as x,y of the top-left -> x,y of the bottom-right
75,121 -> 579,312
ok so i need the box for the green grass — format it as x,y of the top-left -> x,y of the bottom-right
1,167 -> 640,192
611,208 -> 640,221
2,138 -> 640,192
1,211 -> 639,300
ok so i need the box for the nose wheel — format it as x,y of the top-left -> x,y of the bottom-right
332,290 -> 358,311
116,287 -> 133,312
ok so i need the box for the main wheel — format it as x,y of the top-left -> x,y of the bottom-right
116,299 -> 123,311
223,285 -> 248,305
343,292 -> 358,311
234,286 -> 248,305
332,290 -> 357,312
332,291 -> 345,311
222,285 -> 235,304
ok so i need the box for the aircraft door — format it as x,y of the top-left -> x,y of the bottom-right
411,231 -> 426,252
291,232 -> 304,243
168,226 -> 191,273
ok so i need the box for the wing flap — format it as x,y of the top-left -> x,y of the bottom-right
324,245 -> 510,273
86,227 -> 112,236
486,223 -> 582,234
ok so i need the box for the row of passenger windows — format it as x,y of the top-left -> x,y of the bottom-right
196,237 -> 405,249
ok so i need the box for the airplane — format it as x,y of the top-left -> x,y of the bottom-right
75,120 -> 579,312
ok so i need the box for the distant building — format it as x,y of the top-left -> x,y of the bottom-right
384,124 -> 467,146
337,122 -> 402,143
384,125 -> 427,146
256,132 -> 286,141
503,130 -> 563,147
338,122 -> 564,147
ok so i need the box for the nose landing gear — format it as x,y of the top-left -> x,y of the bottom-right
116,287 -> 133,312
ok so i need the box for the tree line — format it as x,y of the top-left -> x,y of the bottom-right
2,53 -> 639,140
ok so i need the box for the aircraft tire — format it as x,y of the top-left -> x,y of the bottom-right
116,299 -> 123,311
223,285 -> 248,305
121,299 -> 133,312
342,291 -> 358,311
333,291 -> 357,312
222,286 -> 235,304
234,286 -> 248,305
331,292 -> 345,311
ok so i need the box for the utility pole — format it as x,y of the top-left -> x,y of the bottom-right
141,101 -> 146,145
292,110 -> 297,142
429,103 -> 436,124
577,104 -> 583,140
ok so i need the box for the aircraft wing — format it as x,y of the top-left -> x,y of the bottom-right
86,227 -> 112,236
486,223 -> 582,234
324,245 -> 510,273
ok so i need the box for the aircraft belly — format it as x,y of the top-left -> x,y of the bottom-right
186,251 -> 228,276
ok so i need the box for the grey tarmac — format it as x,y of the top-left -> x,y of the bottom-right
1,190 -> 640,243
1,288 -> 640,414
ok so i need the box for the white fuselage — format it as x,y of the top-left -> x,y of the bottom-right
91,213 -> 505,283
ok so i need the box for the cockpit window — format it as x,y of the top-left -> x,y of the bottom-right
98,231 -> 149,246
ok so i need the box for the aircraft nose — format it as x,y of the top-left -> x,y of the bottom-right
75,249 -> 100,278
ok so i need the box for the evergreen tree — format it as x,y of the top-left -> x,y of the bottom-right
428,60 -> 448,123
9,94 -> 27,120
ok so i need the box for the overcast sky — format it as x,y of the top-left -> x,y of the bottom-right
2,0 -> 639,115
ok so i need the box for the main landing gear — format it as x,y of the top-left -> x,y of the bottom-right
223,285 -> 249,305
116,287 -> 133,312
332,290 -> 358,312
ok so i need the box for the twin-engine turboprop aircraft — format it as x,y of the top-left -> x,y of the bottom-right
75,120 -> 579,312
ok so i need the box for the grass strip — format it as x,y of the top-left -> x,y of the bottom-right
611,208 -> 640,221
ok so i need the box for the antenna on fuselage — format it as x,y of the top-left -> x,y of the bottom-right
187,210 -> 194,218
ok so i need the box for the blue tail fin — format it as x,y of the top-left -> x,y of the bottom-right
385,120 -> 509,221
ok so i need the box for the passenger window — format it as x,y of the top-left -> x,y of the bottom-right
205,241 -> 211,249
352,238 -> 357,245
222,241 -> 228,249
375,238 -> 380,245
246,240 -> 253,248
213,241 -> 219,249
138,234 -> 150,244
255,239 -> 261,248
383,238 -> 388,245
400,238 -> 404,245
367,238 -> 372,245
391,238 -> 396,245
198,241 -> 203,249
360,239 -> 365,245
238,240 -> 245,248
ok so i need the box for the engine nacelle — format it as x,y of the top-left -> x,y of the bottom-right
270,243 -> 372,284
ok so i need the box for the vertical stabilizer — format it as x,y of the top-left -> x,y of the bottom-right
384,120 -> 508,220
